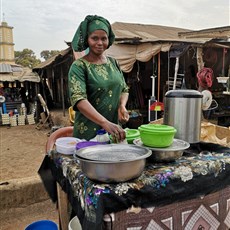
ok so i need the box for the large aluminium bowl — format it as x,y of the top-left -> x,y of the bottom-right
74,144 -> 151,183
133,138 -> 190,162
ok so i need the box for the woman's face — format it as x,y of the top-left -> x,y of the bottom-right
87,30 -> 109,55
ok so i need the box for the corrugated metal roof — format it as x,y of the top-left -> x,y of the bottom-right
0,67 -> 40,82
0,63 -> 23,73
0,63 -> 12,73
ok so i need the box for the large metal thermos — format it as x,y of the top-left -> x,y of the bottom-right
163,89 -> 203,143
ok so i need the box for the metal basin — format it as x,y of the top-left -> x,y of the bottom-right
74,144 -> 151,183
133,138 -> 190,162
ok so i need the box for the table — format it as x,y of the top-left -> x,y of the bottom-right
40,140 -> 230,230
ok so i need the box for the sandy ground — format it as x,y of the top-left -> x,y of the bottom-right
0,125 -> 49,181
0,110 -> 70,230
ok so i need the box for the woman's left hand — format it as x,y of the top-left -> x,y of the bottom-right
118,106 -> 129,124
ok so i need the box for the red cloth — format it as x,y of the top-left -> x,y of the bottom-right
197,67 -> 213,89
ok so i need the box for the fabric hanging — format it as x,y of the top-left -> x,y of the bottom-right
106,43 -> 171,73
169,44 -> 189,58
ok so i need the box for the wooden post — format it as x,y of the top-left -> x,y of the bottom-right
157,52 -> 161,101
197,47 -> 204,71
57,183 -> 69,230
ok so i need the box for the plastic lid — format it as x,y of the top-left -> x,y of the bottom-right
55,137 -> 80,146
138,124 -> 176,132
165,89 -> 203,98
76,141 -> 106,150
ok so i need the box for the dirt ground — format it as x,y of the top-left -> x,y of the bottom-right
0,110 -> 70,230
1,125 -> 49,181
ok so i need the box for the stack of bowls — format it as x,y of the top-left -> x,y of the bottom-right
138,124 -> 176,148
135,124 -> 190,162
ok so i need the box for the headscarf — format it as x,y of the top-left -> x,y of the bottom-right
197,67 -> 213,89
72,15 -> 115,52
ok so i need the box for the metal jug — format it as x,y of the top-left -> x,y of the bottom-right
163,89 -> 203,143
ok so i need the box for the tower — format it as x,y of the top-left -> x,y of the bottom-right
0,20 -> 15,64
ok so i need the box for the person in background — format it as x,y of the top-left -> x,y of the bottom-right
68,15 -> 129,142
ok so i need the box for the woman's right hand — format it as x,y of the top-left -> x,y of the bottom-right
101,120 -> 126,142
77,100 -> 126,142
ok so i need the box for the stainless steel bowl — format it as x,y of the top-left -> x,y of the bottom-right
133,138 -> 190,162
74,144 -> 151,183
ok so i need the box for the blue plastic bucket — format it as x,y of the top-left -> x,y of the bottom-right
25,220 -> 58,230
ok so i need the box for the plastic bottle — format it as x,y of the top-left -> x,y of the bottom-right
96,129 -> 110,144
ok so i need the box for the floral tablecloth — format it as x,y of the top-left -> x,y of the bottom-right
44,141 -> 230,230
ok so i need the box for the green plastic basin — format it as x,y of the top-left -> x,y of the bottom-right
138,124 -> 176,147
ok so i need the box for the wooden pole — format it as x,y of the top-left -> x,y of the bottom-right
157,52 -> 161,101
197,47 -> 204,71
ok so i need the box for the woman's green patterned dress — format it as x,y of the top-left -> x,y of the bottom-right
68,57 -> 129,140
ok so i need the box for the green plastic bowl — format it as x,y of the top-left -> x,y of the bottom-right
109,128 -> 140,144
138,124 -> 176,147
125,128 -> 140,144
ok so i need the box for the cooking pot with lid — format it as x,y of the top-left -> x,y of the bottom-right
163,89 -> 203,143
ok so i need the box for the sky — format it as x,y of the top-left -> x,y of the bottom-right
2,0 -> 230,59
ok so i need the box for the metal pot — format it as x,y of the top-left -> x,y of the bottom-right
133,138 -> 190,162
74,144 -> 151,183
163,90 -> 203,143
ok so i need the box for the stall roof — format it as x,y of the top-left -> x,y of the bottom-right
106,22 -> 193,72
106,23 -> 230,72
34,47 -> 71,69
0,63 -> 23,73
111,22 -> 230,46
111,22 -> 193,43
0,66 -> 40,82
178,26 -> 230,48
178,26 -> 230,39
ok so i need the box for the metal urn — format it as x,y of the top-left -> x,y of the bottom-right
163,89 -> 203,143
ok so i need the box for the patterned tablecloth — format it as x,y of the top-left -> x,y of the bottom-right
44,141 -> 230,230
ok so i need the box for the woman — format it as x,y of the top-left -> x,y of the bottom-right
68,15 -> 129,141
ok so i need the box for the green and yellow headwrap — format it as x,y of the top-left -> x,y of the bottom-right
72,15 -> 115,52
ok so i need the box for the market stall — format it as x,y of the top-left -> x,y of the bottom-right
40,123 -> 230,230
0,65 -> 40,126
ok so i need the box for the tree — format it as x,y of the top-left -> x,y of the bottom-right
40,50 -> 60,61
15,49 -> 41,68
